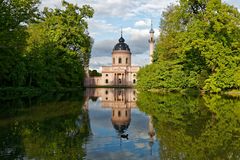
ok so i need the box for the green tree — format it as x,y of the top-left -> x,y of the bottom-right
89,69 -> 102,77
0,0 -> 40,87
25,1 -> 94,89
138,0 -> 240,92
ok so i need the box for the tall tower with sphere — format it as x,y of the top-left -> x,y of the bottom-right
148,21 -> 155,64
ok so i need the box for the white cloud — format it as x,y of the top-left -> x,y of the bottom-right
90,56 -> 112,70
132,53 -> 149,67
89,26 -> 159,69
40,0 -> 178,18
39,0 -> 240,70
134,19 -> 151,28
134,143 -> 146,149
88,19 -> 118,38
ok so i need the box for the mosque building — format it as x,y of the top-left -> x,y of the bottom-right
84,25 -> 155,87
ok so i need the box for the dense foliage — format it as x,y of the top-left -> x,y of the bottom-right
0,93 -> 90,159
137,0 -> 240,93
0,0 -> 93,90
137,91 -> 240,159
89,69 -> 102,77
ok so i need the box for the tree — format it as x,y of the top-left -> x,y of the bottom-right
89,70 -> 102,77
25,1 -> 94,89
138,0 -> 240,92
0,0 -> 40,87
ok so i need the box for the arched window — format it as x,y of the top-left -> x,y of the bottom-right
105,90 -> 108,95
113,58 -> 115,64
118,111 -> 121,117
133,79 -> 136,84
119,58 -> 122,64
126,58 -> 128,64
105,79 -> 108,84
125,110 -> 128,116
119,79 -> 122,84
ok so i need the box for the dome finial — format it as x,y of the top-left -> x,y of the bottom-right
151,20 -> 153,29
150,20 -> 154,33
119,27 -> 125,43
121,27 -> 123,37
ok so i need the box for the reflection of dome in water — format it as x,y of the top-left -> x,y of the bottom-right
112,120 -> 130,134
111,109 -> 131,134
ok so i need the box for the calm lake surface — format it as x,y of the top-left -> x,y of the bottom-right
1,88 -> 240,159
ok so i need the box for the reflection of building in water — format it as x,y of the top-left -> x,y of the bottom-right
148,115 -> 155,155
85,88 -> 137,134
148,116 -> 155,141
84,88 -> 156,147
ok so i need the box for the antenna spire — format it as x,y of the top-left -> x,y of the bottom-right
121,27 -> 123,37
149,20 -> 154,33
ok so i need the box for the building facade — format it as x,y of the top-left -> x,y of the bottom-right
85,27 -> 155,87
85,34 -> 140,87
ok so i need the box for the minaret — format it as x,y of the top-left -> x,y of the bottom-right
148,21 -> 155,64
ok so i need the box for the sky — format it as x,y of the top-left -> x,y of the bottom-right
40,0 -> 240,70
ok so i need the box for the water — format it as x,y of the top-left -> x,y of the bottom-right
1,88 -> 240,159
83,88 -> 159,160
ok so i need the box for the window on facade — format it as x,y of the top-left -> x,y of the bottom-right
119,58 -> 122,64
133,79 -> 136,84
113,110 -> 115,116
119,79 -> 121,84
125,110 -> 128,116
126,58 -> 128,64
113,58 -> 115,64
133,74 -> 136,77
105,90 -> 108,95
106,74 -> 108,77
118,91 -> 121,95
106,97 -> 108,100
105,79 -> 108,84
118,111 -> 121,117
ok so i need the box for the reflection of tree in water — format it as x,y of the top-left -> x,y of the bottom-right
137,92 -> 240,160
0,93 -> 91,160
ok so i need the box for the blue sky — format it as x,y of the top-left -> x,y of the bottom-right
40,0 -> 240,70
